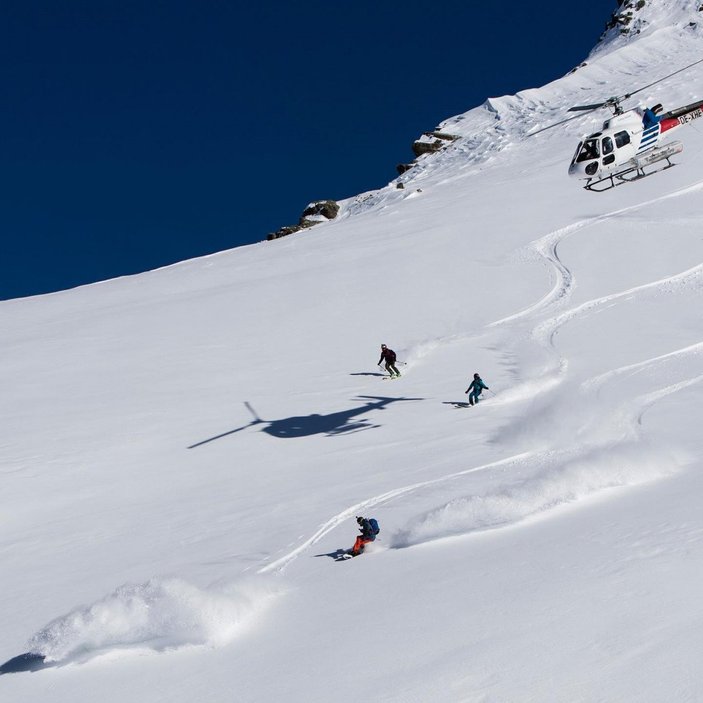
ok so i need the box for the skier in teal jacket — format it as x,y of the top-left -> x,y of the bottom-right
465,373 -> 489,406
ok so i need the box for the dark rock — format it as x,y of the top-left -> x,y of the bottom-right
411,131 -> 459,158
267,224 -> 305,241
427,131 -> 459,142
300,199 -> 339,221
412,140 -> 443,157
267,199 -> 339,241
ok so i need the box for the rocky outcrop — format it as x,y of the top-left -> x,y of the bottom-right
267,128 -> 460,242
411,131 -> 460,158
604,0 -> 647,35
300,200 -> 339,222
267,200 -> 340,241
267,224 -> 306,240
601,0 -> 702,38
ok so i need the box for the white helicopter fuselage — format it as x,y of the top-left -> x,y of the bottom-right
568,100 -> 703,187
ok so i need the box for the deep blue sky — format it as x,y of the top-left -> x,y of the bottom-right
0,1 -> 617,300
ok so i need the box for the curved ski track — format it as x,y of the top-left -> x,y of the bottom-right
261,180 -> 703,573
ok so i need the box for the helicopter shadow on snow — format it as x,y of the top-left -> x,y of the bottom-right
187,396 -> 423,448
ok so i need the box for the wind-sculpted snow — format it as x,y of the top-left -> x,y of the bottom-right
392,443 -> 685,548
27,577 -> 280,663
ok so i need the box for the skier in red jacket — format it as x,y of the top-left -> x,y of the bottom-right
378,344 -> 401,378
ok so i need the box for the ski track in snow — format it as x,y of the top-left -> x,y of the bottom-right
385,178 -> 703,548
26,180 -> 702,666
391,441 -> 684,549
257,349 -> 701,559
635,374 -> 703,426
263,182 -> 703,568
491,178 -> 703,330
9,26 -> 703,697
488,180 -> 703,408
391,373 -> 702,549
533,260 -> 702,347
257,452 -> 532,574
584,341 -> 703,394
385,179 -> 703,400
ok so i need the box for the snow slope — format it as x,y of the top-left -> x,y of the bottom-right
2,4 -> 703,701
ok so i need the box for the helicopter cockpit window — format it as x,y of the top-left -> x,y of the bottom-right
602,137 -> 614,155
576,138 -> 599,163
571,142 -> 583,165
614,131 -> 630,148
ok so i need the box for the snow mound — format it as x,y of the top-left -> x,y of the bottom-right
27,576 -> 280,663
392,443 -> 685,548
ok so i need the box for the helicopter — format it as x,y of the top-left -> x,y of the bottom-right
531,58 -> 703,192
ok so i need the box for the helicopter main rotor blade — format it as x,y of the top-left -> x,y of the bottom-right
527,105 -> 601,137
567,103 -> 607,112
625,56 -> 703,101
530,56 -> 703,139
577,57 -> 703,112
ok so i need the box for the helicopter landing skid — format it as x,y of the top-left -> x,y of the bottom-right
584,160 -> 676,192
584,141 -> 683,192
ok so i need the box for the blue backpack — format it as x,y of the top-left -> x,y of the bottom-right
368,518 -> 380,540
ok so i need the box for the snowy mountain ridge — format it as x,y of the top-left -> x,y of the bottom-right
597,0 -> 703,49
2,2 -> 703,701
337,2 -> 703,224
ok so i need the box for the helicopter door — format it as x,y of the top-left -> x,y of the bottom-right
601,136 -> 615,166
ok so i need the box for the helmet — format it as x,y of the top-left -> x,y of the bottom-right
474,373 -> 480,378
356,516 -> 364,524
381,344 -> 387,349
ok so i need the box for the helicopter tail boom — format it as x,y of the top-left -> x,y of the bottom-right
658,99 -> 703,135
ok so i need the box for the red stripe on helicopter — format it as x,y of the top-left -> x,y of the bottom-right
659,104 -> 703,133
659,117 -> 680,134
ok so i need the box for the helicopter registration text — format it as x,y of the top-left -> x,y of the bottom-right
678,108 -> 702,125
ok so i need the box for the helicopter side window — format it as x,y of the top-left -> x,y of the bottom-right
576,138 -> 599,163
602,137 -> 614,155
614,131 -> 630,148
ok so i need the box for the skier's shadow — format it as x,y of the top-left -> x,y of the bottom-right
188,396 -> 423,447
349,371 -> 385,377
0,653 -> 48,675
